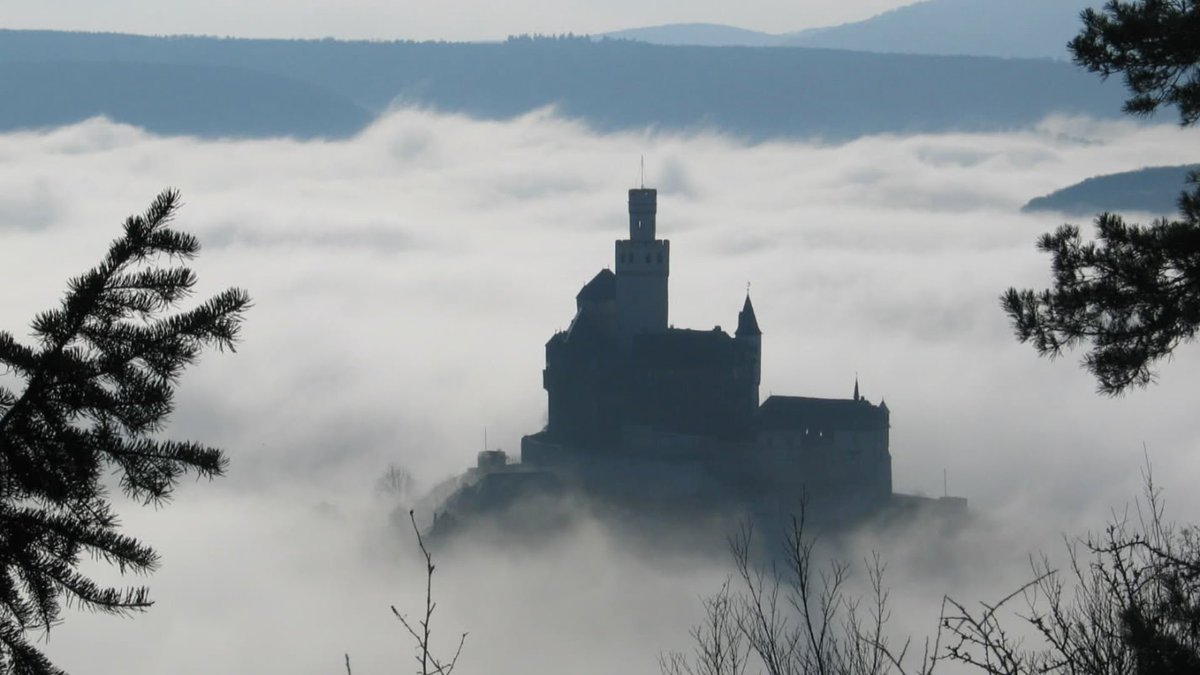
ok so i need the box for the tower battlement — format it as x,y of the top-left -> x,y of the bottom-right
616,188 -> 669,341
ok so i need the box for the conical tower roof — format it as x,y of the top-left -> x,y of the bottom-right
736,294 -> 761,337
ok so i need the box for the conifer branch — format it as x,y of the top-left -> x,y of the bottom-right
0,189 -> 249,674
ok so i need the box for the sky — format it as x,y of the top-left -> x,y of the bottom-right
3,108 -> 1199,673
2,0 -> 918,41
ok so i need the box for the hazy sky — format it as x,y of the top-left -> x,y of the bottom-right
4,109 -> 1199,673
4,0 -> 918,41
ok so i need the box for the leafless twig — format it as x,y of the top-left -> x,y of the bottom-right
392,510 -> 467,675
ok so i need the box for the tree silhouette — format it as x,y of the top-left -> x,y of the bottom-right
1070,0 -> 1200,125
0,189 -> 250,674
1003,0 -> 1200,394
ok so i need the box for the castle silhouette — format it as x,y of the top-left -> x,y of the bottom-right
520,187 -> 892,515
432,188 -> 902,533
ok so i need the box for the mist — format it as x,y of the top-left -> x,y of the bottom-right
2,109 -> 1199,674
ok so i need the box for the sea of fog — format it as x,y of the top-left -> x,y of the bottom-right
2,109 -> 1199,674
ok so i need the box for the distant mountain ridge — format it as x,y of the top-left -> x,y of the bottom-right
603,23 -> 781,47
1024,165 -> 1200,216
0,30 -> 1128,141
0,61 -> 369,138
783,0 -> 1093,59
605,0 -> 1096,59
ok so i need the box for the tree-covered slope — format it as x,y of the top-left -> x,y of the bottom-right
0,30 -> 1129,140
606,0 -> 1093,59
782,0 -> 1092,59
602,23 -> 780,47
0,60 -> 371,138
1023,164 -> 1200,216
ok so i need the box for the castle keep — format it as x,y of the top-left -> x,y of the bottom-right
517,188 -> 893,517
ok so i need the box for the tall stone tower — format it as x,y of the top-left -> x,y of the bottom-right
615,188 -> 669,343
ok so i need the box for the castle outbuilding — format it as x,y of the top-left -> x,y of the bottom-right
519,187 -> 893,518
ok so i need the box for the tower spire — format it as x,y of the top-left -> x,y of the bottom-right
736,293 -> 761,336
853,375 -> 860,402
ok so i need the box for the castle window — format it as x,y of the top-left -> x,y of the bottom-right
657,252 -> 663,264
645,254 -> 651,264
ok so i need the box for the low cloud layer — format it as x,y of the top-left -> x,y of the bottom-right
2,110 -> 1199,674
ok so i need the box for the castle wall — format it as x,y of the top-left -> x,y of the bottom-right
543,337 -> 622,448
753,428 -> 893,512
626,361 -> 754,440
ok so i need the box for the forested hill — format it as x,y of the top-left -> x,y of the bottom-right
1024,165 -> 1200,217
0,61 -> 371,139
0,30 -> 1129,141
609,0 -> 1091,59
781,0 -> 1090,59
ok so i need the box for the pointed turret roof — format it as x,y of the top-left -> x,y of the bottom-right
735,294 -> 761,337
575,268 -> 616,303
853,377 -> 860,402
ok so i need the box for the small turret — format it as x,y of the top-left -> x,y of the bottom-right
735,293 -> 762,401
735,294 -> 761,337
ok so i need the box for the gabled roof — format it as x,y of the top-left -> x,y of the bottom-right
576,268 -> 616,303
736,294 -> 761,337
758,395 -> 885,432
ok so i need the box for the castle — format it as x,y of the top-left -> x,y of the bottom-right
505,187 -> 895,520
422,187 -> 972,538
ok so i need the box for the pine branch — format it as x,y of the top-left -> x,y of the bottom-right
0,189 -> 248,673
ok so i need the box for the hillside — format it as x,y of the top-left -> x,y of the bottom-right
0,30 -> 1128,141
1023,165 -> 1200,216
603,23 -> 779,47
783,0 -> 1092,59
606,0 -> 1094,59
0,61 -> 370,138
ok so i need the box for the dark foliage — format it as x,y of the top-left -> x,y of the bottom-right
1070,0 -> 1200,125
0,189 -> 250,674
1006,0 -> 1200,395
1003,179 -> 1200,394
